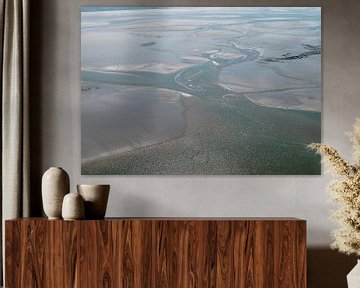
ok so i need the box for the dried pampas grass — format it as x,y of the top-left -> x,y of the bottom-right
308,118 -> 360,256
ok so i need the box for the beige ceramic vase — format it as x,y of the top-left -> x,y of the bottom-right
42,167 -> 70,219
62,192 -> 85,220
77,184 -> 110,219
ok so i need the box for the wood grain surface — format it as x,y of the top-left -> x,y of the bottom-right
5,218 -> 306,287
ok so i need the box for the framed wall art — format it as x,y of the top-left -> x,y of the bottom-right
81,7 -> 321,175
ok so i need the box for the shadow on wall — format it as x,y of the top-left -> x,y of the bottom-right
29,0 -> 47,216
308,248 -> 357,288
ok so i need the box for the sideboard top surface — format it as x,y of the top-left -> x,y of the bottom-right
6,217 -> 305,222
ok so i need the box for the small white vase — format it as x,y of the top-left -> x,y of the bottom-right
62,192 -> 85,220
347,259 -> 360,288
77,184 -> 110,219
42,167 -> 70,219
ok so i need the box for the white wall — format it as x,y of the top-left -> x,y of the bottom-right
30,0 -> 360,248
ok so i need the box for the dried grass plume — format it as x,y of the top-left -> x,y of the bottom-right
308,118 -> 360,256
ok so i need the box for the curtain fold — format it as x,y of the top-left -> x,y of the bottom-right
0,0 -> 30,284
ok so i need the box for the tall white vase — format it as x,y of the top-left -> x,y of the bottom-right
42,167 -> 70,219
347,260 -> 360,288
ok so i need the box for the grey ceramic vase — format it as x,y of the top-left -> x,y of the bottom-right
62,192 -> 85,220
42,167 -> 70,219
77,184 -> 110,219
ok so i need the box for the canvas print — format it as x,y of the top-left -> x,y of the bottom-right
81,7 -> 321,175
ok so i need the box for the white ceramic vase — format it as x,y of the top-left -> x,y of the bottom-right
62,192 -> 85,220
42,167 -> 70,219
347,259 -> 360,288
77,184 -> 110,219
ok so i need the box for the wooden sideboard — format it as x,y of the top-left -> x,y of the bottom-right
5,218 -> 306,287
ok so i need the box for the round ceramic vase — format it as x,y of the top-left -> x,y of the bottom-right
62,192 -> 85,220
42,167 -> 70,219
77,184 -> 110,219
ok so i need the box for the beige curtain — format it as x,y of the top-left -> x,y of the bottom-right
0,0 -> 30,284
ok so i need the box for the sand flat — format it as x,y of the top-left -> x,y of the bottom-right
81,83 -> 186,162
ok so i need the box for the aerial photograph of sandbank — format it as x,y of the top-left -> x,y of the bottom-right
81,7 -> 321,175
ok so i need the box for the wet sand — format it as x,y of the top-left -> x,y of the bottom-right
82,91 -> 320,175
81,83 -> 186,162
